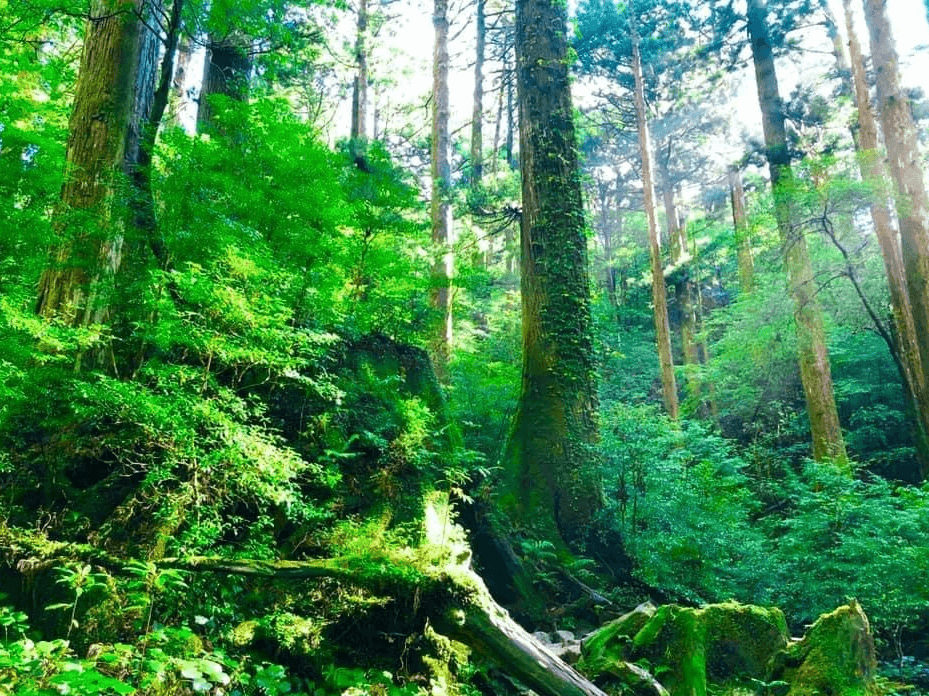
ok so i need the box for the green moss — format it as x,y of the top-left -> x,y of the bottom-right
771,601 -> 877,696
583,602 -> 791,696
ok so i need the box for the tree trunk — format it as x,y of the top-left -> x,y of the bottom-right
36,0 -> 160,332
351,0 -> 368,141
845,0 -> 929,479
863,0 -> 929,477
503,0 -> 602,546
631,25 -> 679,420
471,0 -> 485,188
169,30 -> 194,128
728,166 -> 755,295
746,0 -> 848,465
431,0 -> 453,381
197,30 -> 251,132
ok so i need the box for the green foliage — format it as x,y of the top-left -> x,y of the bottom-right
600,403 -> 770,603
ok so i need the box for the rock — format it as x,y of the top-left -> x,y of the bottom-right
534,631 -> 554,644
554,629 -> 576,644
769,600 -> 877,696
579,600 -> 878,696
581,601 -> 789,696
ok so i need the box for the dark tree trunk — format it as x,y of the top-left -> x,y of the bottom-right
36,0 -> 161,338
502,0 -> 602,546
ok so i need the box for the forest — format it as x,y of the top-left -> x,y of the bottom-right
1,0 -> 929,693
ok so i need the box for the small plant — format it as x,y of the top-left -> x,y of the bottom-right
123,560 -> 189,634
45,564 -> 111,639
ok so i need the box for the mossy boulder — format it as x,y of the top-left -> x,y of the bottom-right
580,601 -> 878,696
581,602 -> 789,696
769,600 -> 877,696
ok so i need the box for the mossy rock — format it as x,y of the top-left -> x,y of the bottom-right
581,602 -> 789,696
579,601 -> 657,675
769,600 -> 877,696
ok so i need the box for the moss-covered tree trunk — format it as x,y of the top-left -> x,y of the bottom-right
845,0 -> 929,479
746,0 -> 847,465
863,0 -> 929,480
36,0 -> 160,332
503,0 -> 602,546
430,0 -> 453,382
631,24 -> 678,420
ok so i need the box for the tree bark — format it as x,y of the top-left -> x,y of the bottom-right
351,0 -> 368,141
863,0 -> 929,477
36,0 -> 160,332
197,30 -> 251,132
631,24 -> 679,420
728,166 -> 755,295
431,0 -> 453,381
845,0 -> 929,479
503,0 -> 602,546
471,0 -> 485,189
746,0 -> 848,465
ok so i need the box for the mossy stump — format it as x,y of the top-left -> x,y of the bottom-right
769,600 -> 877,696
581,602 -> 789,696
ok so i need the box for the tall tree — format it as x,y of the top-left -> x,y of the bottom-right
36,0 -> 161,332
630,17 -> 679,419
863,0 -> 929,456
502,0 -> 602,545
431,0 -> 453,380
746,0 -> 848,464
351,0 -> 369,140
845,0 -> 929,478
728,165 -> 755,295
471,0 -> 486,188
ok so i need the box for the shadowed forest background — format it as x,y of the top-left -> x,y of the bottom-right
2,0 -> 929,694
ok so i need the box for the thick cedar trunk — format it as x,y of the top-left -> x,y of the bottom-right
351,0 -> 368,141
845,1 -> 929,478
863,0 -> 929,479
471,0 -> 485,188
197,32 -> 251,132
431,0 -> 453,381
728,166 -> 755,295
746,0 -> 847,465
631,28 -> 679,420
504,0 -> 602,545
36,0 -> 159,330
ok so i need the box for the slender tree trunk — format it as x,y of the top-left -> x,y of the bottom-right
471,0 -> 485,188
631,24 -> 678,420
506,72 -> 515,169
351,0 -> 368,141
431,0 -> 453,381
168,30 -> 193,128
728,166 -> 755,295
863,0 -> 929,453
746,0 -> 848,465
853,0 -> 929,478
37,0 -> 160,333
503,0 -> 602,546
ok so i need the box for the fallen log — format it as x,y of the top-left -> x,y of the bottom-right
2,527 -> 608,696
